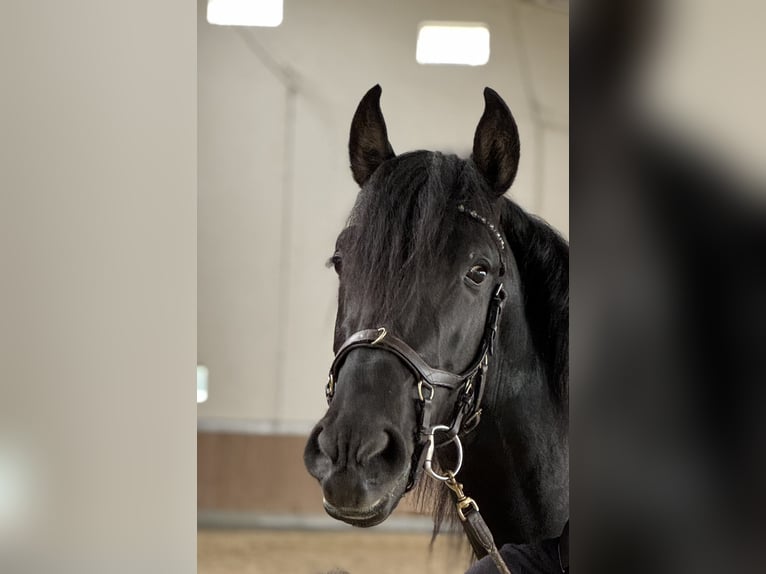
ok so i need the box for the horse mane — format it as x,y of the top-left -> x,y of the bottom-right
499,199 -> 569,411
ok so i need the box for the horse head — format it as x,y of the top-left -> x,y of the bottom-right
304,85 -> 533,528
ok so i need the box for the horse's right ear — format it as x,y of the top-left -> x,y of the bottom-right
349,84 -> 395,187
472,87 -> 520,197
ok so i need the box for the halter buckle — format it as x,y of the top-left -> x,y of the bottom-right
493,283 -> 506,302
461,408 -> 483,434
463,377 -> 473,397
325,373 -> 335,403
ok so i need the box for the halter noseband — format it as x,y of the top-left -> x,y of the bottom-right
325,282 -> 506,487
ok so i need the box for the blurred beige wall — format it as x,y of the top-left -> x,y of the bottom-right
1,1 -> 196,570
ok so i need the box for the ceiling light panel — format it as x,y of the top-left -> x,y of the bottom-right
207,0 -> 283,27
416,22 -> 490,66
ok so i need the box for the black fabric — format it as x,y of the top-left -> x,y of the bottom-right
559,520 -> 568,571
465,522 -> 568,574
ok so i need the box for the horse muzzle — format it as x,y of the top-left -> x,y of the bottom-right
320,468 -> 409,527
305,428 -> 412,527
303,359 -> 418,527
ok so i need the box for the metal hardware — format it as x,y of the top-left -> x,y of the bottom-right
371,327 -> 387,345
461,408 -> 483,433
456,497 -> 480,522
424,425 -> 463,481
417,380 -> 434,402
445,472 -> 480,521
463,377 -> 473,397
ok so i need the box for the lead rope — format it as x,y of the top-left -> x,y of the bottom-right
445,472 -> 512,574
424,428 -> 511,574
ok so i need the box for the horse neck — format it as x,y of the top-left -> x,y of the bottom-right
459,305 -> 569,544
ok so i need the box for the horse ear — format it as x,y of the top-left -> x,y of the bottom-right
349,84 -> 395,187
472,87 -> 520,197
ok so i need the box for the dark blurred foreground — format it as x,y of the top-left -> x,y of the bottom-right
573,1 -> 766,572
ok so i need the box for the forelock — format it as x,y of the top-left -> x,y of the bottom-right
340,151 -> 495,321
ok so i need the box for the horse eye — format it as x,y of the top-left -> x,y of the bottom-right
329,253 -> 342,274
466,264 -> 488,285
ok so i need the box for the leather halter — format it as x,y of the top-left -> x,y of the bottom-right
325,282 -> 507,488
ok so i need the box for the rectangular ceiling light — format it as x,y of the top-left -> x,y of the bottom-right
416,22 -> 490,66
207,0 -> 283,27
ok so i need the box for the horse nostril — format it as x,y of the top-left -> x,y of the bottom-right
304,424 -> 333,479
316,426 -> 339,463
358,429 -> 406,469
380,430 -> 405,467
357,431 -> 388,463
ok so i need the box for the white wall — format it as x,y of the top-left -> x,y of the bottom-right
197,0 -> 568,430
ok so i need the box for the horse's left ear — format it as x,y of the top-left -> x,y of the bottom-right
349,84 -> 395,187
472,87 -> 520,197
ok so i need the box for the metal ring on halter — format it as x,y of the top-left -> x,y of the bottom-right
417,380 -> 434,402
424,425 -> 463,481
371,327 -> 387,345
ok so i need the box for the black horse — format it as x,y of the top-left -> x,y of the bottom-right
304,85 -> 568,556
